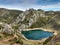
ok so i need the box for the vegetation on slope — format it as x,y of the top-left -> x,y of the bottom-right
0,8 -> 60,45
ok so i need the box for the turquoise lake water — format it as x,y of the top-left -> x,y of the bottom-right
21,29 -> 53,40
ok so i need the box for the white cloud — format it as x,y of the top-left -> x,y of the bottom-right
12,1 -> 60,11
19,2 -> 60,11
0,1 -> 60,11
58,3 -> 60,5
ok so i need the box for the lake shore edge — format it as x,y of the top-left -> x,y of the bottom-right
22,28 -> 58,35
20,28 -> 58,43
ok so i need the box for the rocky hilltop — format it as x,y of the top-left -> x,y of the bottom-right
0,8 -> 60,45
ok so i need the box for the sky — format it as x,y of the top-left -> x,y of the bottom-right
0,0 -> 60,11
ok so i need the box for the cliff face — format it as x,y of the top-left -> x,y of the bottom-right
15,9 -> 60,30
15,9 -> 45,29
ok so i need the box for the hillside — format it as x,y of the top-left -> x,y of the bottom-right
0,8 -> 60,45
0,8 -> 23,24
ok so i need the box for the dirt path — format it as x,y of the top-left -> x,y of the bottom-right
0,34 -> 18,43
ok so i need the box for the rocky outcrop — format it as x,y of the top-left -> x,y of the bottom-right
15,9 -> 45,29
0,22 -> 14,35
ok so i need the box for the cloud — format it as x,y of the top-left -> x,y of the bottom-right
11,0 -> 60,11
17,2 -> 60,11
40,2 -> 60,8
0,0 -> 60,11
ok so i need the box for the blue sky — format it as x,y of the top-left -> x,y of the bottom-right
0,0 -> 60,11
